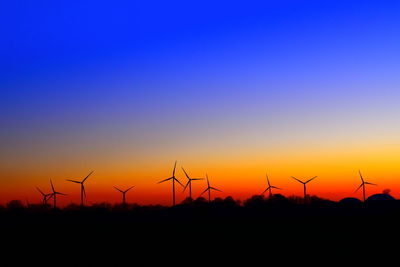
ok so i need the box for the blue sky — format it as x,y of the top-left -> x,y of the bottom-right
3,0 -> 399,81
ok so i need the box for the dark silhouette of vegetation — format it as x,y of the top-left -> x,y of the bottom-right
2,193 -> 399,214
1,194 -> 399,262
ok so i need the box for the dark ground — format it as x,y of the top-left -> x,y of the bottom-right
1,197 -> 398,264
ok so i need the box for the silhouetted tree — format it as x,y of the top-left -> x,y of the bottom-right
213,197 -> 224,204
287,195 -> 304,204
270,193 -> 288,204
91,202 -> 112,212
193,197 -> 207,204
383,189 -> 391,195
244,195 -> 266,208
181,197 -> 194,205
7,200 -> 24,211
64,203 -> 81,211
223,196 -> 240,207
309,195 -> 334,205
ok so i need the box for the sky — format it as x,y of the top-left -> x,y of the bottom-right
1,0 -> 400,206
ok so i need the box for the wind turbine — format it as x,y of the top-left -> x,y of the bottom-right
182,167 -> 204,201
291,176 -> 317,203
66,171 -> 93,207
200,174 -> 222,203
50,179 -> 67,209
36,187 -> 53,206
355,170 -> 377,202
261,173 -> 282,199
114,186 -> 135,206
158,161 -> 184,206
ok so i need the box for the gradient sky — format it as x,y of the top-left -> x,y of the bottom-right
1,0 -> 400,206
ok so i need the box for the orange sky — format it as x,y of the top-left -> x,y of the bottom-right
1,141 -> 399,206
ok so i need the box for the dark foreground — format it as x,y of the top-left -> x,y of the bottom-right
1,198 -> 399,264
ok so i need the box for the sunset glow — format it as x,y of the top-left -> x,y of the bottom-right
2,0 -> 400,206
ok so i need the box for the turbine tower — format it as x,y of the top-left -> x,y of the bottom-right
182,167 -> 204,201
36,187 -> 53,206
291,176 -> 317,203
66,171 -> 93,207
158,161 -> 184,206
200,174 -> 222,203
50,179 -> 66,209
355,170 -> 377,202
114,186 -> 135,206
261,173 -> 282,199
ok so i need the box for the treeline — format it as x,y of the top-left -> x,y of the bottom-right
1,193 -> 398,213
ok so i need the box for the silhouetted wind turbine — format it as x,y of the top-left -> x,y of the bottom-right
66,171 -> 93,207
114,186 -> 135,206
200,174 -> 222,203
261,173 -> 282,199
158,161 -> 184,206
182,167 -> 204,201
355,170 -> 377,202
36,187 -> 53,206
50,179 -> 66,209
291,176 -> 317,203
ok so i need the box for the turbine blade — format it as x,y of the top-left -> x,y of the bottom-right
57,192 -> 67,196
191,178 -> 204,181
291,176 -> 304,184
365,182 -> 377,186
66,179 -> 81,184
359,170 -> 364,183
200,188 -> 209,196
354,183 -> 363,193
82,171 -> 94,183
158,177 -> 173,184
181,167 -> 190,179
172,161 -> 177,176
126,185 -> 135,192
36,187 -> 45,196
82,185 -> 86,199
174,177 -> 184,187
261,188 -> 269,195
206,175 -> 210,188
210,187 -> 222,192
50,179 -> 55,192
183,180 -> 190,192
266,173 -> 271,187
114,187 -> 124,193
271,186 -> 283,190
305,176 -> 317,184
